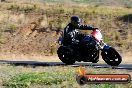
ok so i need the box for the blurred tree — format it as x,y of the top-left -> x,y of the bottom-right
1,0 -> 5,2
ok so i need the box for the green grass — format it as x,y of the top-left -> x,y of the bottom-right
0,64 -> 131,88
5,72 -> 70,87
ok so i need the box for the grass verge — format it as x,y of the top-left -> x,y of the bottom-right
0,64 -> 131,88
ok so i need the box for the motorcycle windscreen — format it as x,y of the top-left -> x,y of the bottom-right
91,30 -> 103,42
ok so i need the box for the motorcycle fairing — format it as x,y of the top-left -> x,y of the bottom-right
103,45 -> 111,50
81,35 -> 91,43
91,30 -> 102,42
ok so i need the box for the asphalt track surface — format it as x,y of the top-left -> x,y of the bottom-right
0,60 -> 132,70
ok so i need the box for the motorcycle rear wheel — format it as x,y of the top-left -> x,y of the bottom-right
101,47 -> 122,66
57,46 -> 75,65
91,49 -> 99,63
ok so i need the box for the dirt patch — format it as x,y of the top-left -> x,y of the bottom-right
0,52 -> 131,64
0,24 -> 60,56
0,53 -> 60,62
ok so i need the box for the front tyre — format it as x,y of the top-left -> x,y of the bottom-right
57,46 -> 75,65
101,47 -> 122,66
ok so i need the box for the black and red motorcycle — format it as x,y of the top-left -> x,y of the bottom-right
57,29 -> 122,66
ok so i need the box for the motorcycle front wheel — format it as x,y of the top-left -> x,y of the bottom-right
101,47 -> 122,66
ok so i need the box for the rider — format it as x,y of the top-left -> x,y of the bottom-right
62,16 -> 97,46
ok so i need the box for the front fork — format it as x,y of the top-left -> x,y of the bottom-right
96,40 -> 111,50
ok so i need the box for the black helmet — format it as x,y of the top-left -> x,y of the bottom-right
70,16 -> 81,27
71,16 -> 81,24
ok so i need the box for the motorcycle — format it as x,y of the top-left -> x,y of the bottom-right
57,29 -> 122,66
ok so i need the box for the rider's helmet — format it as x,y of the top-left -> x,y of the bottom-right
70,16 -> 81,27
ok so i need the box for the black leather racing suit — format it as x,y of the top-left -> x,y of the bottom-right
62,23 -> 94,46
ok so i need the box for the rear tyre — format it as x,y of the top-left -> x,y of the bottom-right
92,50 -> 99,63
57,46 -> 75,65
101,47 -> 122,66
